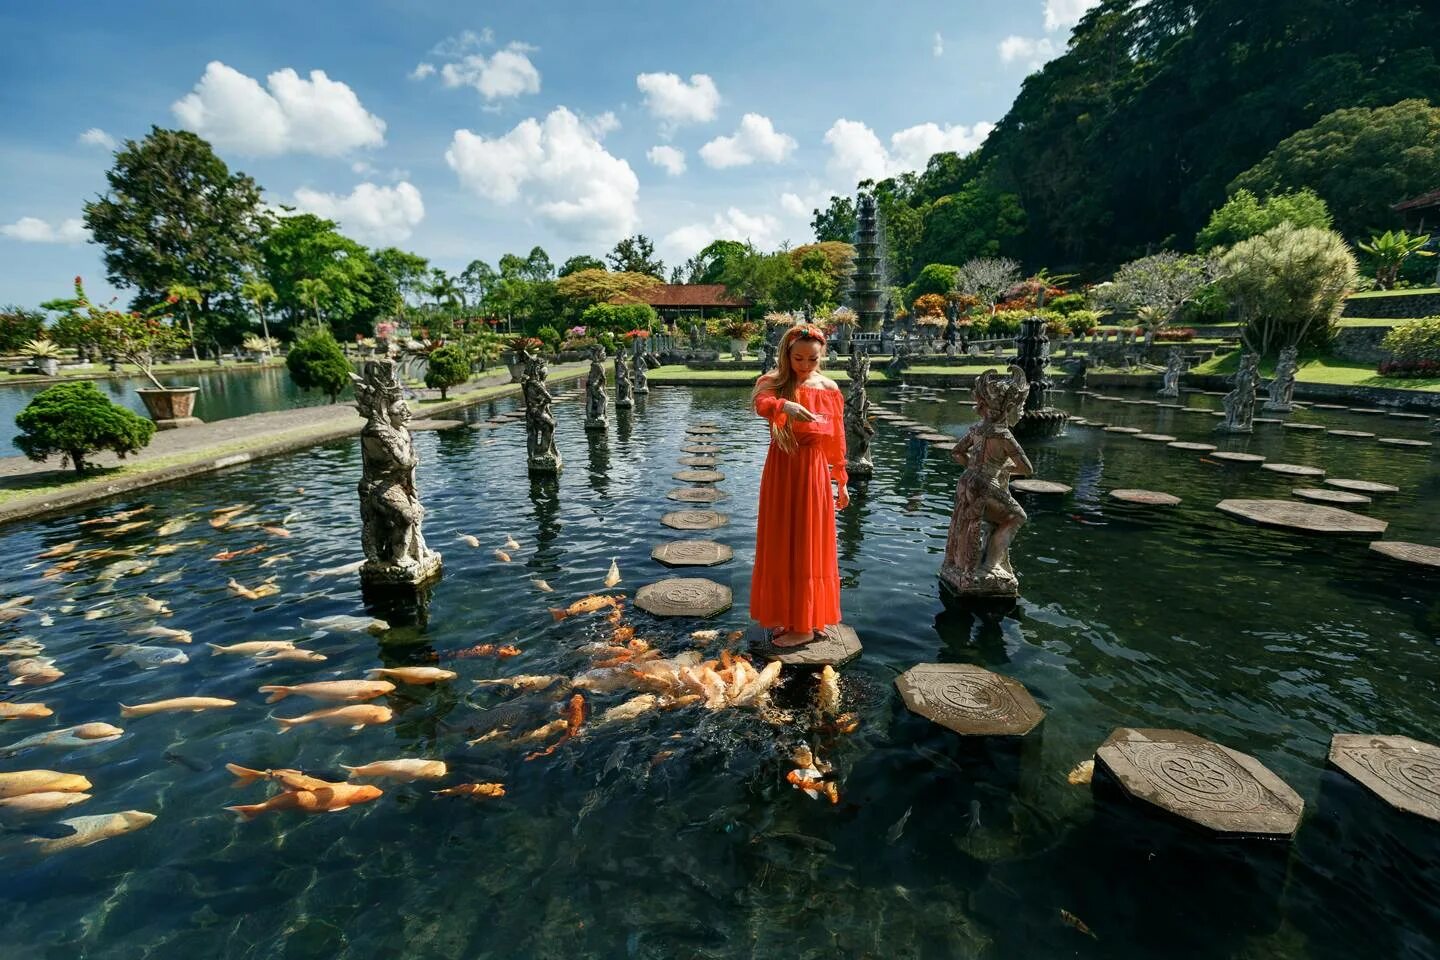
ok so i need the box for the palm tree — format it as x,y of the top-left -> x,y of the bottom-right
165,282 -> 202,361
241,278 -> 277,354
1357,231 -> 1434,290
430,270 -> 466,316
294,278 -> 330,325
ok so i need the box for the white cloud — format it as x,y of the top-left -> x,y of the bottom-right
780,192 -> 809,218
635,72 -> 720,126
432,29 -> 494,58
998,35 -> 1058,69
79,128 -> 116,149
438,43 -> 541,100
662,207 -> 782,261
409,62 -> 436,80
172,61 -> 386,156
933,32 -> 944,57
587,112 -> 621,137
824,118 -> 994,187
889,121 -> 995,169
1045,0 -> 1102,31
824,119 -> 891,185
647,145 -> 686,176
698,114 -> 796,169
1,216 -> 88,244
291,181 -> 425,244
446,106 -> 639,243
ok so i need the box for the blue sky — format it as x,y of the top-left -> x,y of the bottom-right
0,0 -> 1096,308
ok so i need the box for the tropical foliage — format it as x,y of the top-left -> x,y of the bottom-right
285,323 -> 352,403
1219,225 -> 1359,357
14,381 -> 156,474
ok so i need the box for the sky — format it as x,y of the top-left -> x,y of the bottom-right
0,0 -> 1099,308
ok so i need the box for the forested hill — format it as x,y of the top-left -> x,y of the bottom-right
826,0 -> 1440,280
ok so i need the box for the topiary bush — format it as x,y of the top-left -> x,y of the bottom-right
14,381 -> 156,474
286,324 -> 353,403
1379,317 -> 1440,375
424,344 -> 471,400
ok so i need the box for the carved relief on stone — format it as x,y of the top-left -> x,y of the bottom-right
844,351 -> 875,478
614,351 -> 634,409
584,345 -> 607,431
521,348 -> 562,474
1264,345 -> 1299,412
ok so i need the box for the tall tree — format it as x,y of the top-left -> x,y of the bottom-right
373,248 -> 431,307
811,196 -> 857,244
240,278 -> 277,347
460,259 -> 498,307
606,235 -> 665,278
559,254 -> 606,277
524,246 -> 555,283
258,214 -> 397,341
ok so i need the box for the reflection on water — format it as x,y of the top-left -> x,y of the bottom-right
0,384 -> 1437,959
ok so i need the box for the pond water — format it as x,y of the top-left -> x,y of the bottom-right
0,382 -> 1437,959
1,366 -> 328,453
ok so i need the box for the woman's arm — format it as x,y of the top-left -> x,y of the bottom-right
823,390 -> 849,487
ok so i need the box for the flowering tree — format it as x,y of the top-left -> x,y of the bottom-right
43,278 -> 190,389
1092,252 -> 1220,331
954,258 -> 1021,316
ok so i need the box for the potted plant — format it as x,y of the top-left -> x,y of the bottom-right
505,336 -> 544,381
721,320 -> 755,361
23,338 -> 63,376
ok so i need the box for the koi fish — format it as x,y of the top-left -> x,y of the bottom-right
36,540 -> 80,559
254,648 -> 328,663
1060,909 -> 1098,940
365,667 -> 456,685
1067,759 -> 1095,785
156,516 -> 193,536
1,723 -> 123,755
225,763 -> 337,791
0,790 -> 91,815
304,559 -> 365,579
531,579 -> 554,593
104,644 -> 189,669
473,674 -> 566,693
78,506 -> 152,526
549,594 -> 625,622
129,624 -> 192,644
524,694 -> 587,761
26,810 -> 155,855
604,558 -> 621,588
261,526 -> 291,538
816,664 -> 841,717
258,680 -> 394,704
208,640 -> 296,656
224,784 -> 382,820
457,534 -> 480,548
341,759 -> 447,783
210,545 -> 265,562
0,702 -> 52,721
0,770 -> 91,798
299,615 -> 389,634
273,704 -> 393,733
503,535 -> 520,551
443,643 -> 521,660
119,697 -> 237,718
493,549 -> 511,563
8,658 -> 63,686
434,782 -> 505,799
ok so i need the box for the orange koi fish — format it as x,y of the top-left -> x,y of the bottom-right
548,594 -> 625,622
524,694 -> 586,761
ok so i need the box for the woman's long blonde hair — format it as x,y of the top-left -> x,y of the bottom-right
751,323 -> 828,454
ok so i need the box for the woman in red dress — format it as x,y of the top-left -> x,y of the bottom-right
750,324 -> 850,647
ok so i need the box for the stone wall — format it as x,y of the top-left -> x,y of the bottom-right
1341,292 -> 1440,319
1331,326 -> 1393,363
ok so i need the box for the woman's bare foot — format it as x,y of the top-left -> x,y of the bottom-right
771,630 -> 814,648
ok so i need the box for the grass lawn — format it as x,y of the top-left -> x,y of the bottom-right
1336,317 -> 1409,328
0,357 -> 284,385
1346,287 -> 1440,299
1190,350 -> 1440,392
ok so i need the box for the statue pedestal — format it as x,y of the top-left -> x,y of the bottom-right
939,564 -> 1019,600
1014,408 -> 1068,437
846,458 -> 873,479
361,551 -> 443,590
528,454 -> 562,474
1262,401 -> 1294,413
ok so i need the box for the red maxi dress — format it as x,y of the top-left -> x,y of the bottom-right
750,381 -> 847,631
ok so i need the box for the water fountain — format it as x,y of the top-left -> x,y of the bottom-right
849,192 -> 886,332
1012,317 -> 1067,436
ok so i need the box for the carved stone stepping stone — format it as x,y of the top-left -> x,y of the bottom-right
1095,727 -> 1304,838
1327,429 -> 1375,439
1216,499 -> 1387,536
1261,463 -> 1326,478
1312,403 -> 1348,410
1348,407 -> 1386,415
1293,487 -> 1370,506
1168,441 -> 1217,452
895,663 -> 1044,737
1103,426 -> 1142,434
685,426 -> 721,435
1377,437 -> 1433,448
661,510 -> 728,530
1367,541 -> 1440,572
673,469 -> 725,484
1011,479 -> 1071,495
1208,410 -> 1227,417
692,421 -> 720,428
919,433 -> 954,444
681,444 -> 721,454
1135,399 -> 1162,406
1389,411 -> 1431,420
651,540 -> 733,567
1328,734 -> 1440,823
1325,478 -> 1398,494
1210,451 -> 1266,464
667,487 -> 729,503
1281,422 -> 1325,431
750,623 -> 862,667
1110,489 -> 1181,506
1134,433 -> 1177,442
678,455 -> 718,467
409,419 -> 466,431
635,578 -> 732,618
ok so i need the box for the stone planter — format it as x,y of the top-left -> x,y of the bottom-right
729,338 -> 746,361
136,386 -> 203,429
35,358 -> 59,377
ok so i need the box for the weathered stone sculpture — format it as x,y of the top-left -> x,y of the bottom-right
688,322 -> 703,353
522,348 -> 562,474
1158,347 -> 1184,398
1264,345 -> 1299,413
760,340 -> 777,374
350,360 -> 443,588
631,337 -> 650,395
940,365 -> 1034,599
884,340 -> 910,381
614,351 -> 634,409
1013,316 -> 1067,435
844,352 -> 875,479
1217,350 -> 1260,433
584,344 -> 607,432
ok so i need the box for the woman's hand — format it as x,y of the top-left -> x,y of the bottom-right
782,400 -> 820,423
835,485 -> 850,510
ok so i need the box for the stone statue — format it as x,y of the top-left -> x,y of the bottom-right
350,360 -> 442,587
760,340 -> 777,374
688,322 -> 702,352
1217,350 -> 1260,433
614,350 -> 634,409
631,337 -> 650,395
584,344 -> 607,432
522,348 -> 562,474
885,340 -> 910,381
1066,355 -> 1089,391
844,352 -> 875,479
1158,347 -> 1184,398
1264,345 -> 1299,412
940,365 -> 1034,599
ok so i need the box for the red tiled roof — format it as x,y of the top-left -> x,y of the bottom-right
1393,188 -> 1440,212
632,284 -> 751,308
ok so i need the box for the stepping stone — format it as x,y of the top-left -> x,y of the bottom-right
1168,441 -> 1217,452
1103,426 -> 1143,434
1377,437 -> 1433,448
1281,422 -> 1325,431
673,469 -> 725,484
651,540 -> 733,567
1110,489 -> 1181,506
1134,433 -> 1177,442
1210,451 -> 1266,464
1179,408 -> 1215,415
1327,429 -> 1376,438
666,487 -> 729,503
1348,408 -> 1386,415
692,421 -> 720,428
894,663 -> 1044,737
1011,479 -> 1072,495
932,442 -> 957,453
1135,400 -> 1162,406
409,419 -> 466,431
635,578 -> 732,618
686,426 -> 721,435
1095,727 -> 1304,838
1252,417 -> 1284,424
1261,463 -> 1326,478
1325,478 -> 1399,494
1328,734 -> 1440,823
749,623 -> 862,667
1208,411 -> 1227,417
1118,399 -> 1144,405
1293,487 -> 1370,506
678,455 -> 718,467
1389,411 -> 1430,419
1312,403 -> 1348,410
1157,403 -> 1184,409
1216,499 -> 1387,536
918,433 -> 954,444
1367,541 -> 1440,572
661,510 -> 728,530
1202,391 -> 1229,396
681,444 -> 721,454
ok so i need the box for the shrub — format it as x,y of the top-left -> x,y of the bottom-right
1380,317 -> 1440,365
0,306 -> 47,352
14,381 -> 156,474
580,303 -> 657,337
1065,310 -> 1102,335
1155,327 -> 1197,342
535,325 -> 562,351
423,344 -> 470,399
1195,188 -> 1333,253
286,324 -> 352,403
1377,358 -> 1440,378
1046,292 -> 1087,315
985,310 -> 1028,337
1219,224 -> 1357,357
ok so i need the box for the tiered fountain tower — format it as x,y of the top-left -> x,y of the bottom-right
849,193 -> 886,331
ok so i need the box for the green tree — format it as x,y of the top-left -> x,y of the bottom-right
44,277 -> 190,388
423,343 -> 470,400
524,246 -> 555,283
166,283 -> 202,360
429,269 -> 465,311
240,278 -> 277,348
906,264 -> 961,307
0,306 -> 47,352
914,176 -> 1026,267
259,214 -> 396,340
374,248 -> 431,309
559,254 -> 606,277
1357,230 -> 1434,290
579,303 -> 658,337
294,278 -> 330,324
606,235 -> 665,278
285,323 -> 352,403
1220,224 -> 1358,357
459,258 -> 497,308
1195,189 -> 1333,252
811,196 -> 857,243
14,381 -> 156,474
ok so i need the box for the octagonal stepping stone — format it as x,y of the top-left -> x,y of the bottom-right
1119,399 -> 1144,405
1103,426 -> 1143,434
1312,403 -> 1348,410
1085,421 -> 1109,429
1348,407 -> 1386,415
409,419 -> 466,431
1328,734 -> 1440,823
667,487 -> 729,503
1261,463 -> 1326,478
1168,441 -> 1217,452
686,426 -> 721,435
1377,437 -> 1433,448
1134,433 -> 1177,442
749,622 -> 862,667
678,455 -> 718,467
1211,451 -> 1266,464
1389,411 -> 1431,420
661,510 -> 728,531
1110,489 -> 1181,506
1327,429 -> 1375,439
1202,391 -> 1229,397
1135,399 -> 1162,406
1252,417 -> 1284,424
1293,487 -> 1370,506
635,578 -> 732,618
692,421 -> 720,428
651,540 -> 733,568
895,663 -> 1044,737
673,469 -> 725,484
1180,407 -> 1216,415
1208,411 -> 1227,417
1367,541 -> 1440,572
1281,422 -> 1326,431
1325,478 -> 1399,494
1158,403 -> 1184,410
681,444 -> 721,454
1095,727 -> 1303,838
1011,479 -> 1072,495
1216,499 -> 1387,536
919,433 -> 955,444
932,442 -> 958,453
